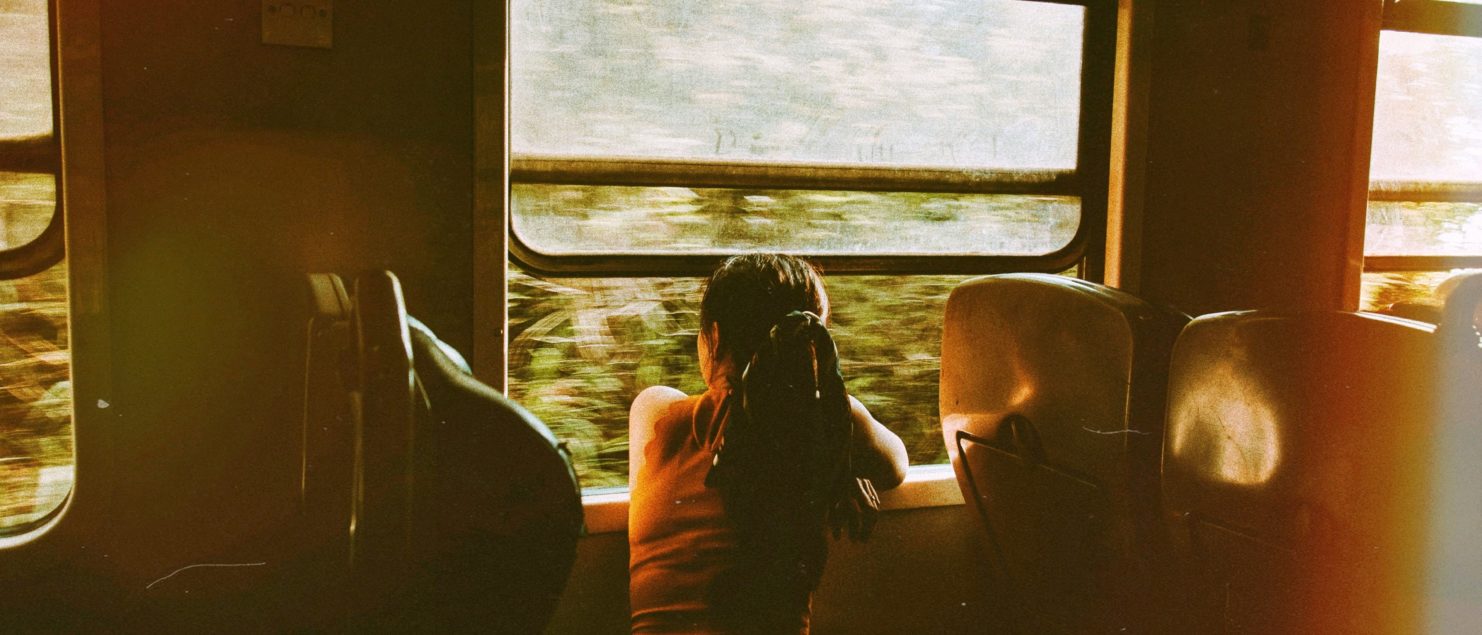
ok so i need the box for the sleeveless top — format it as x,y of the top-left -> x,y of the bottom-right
628,384 -> 812,634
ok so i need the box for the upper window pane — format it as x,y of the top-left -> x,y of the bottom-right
510,0 -> 1084,170
0,0 -> 53,139
1369,31 -> 1482,182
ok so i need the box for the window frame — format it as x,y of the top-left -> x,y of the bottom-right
1381,0 -> 1482,38
504,0 -> 1118,279
1364,1 -> 1482,276
0,0 -> 109,550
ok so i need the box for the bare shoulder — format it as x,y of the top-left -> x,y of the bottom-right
847,394 -> 876,421
629,386 -> 692,487
631,385 -> 689,422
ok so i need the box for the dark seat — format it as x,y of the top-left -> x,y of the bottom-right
1161,310 -> 1441,633
347,270 -> 583,632
939,274 -> 1188,633
400,316 -> 583,632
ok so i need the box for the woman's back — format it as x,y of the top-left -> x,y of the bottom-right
629,383 -> 812,634
627,254 -> 908,634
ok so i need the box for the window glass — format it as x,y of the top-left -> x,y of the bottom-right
2,0 -> 56,250
1364,201 -> 1482,256
1364,29 -> 1482,312
507,264 -> 972,488
0,2 -> 53,140
510,0 -> 1084,169
1369,31 -> 1482,182
0,263 -> 71,530
0,172 -> 54,249
1,0 -> 72,532
1359,269 -> 1480,313
513,184 -> 1079,256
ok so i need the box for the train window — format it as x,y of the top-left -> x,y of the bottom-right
0,0 -> 73,532
1362,8 -> 1482,310
506,0 -> 1109,488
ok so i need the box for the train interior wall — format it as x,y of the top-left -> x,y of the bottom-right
4,0 -> 1409,630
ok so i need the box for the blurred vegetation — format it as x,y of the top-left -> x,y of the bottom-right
1360,271 -> 1470,313
1365,201 -> 1482,257
514,185 -> 1077,256
0,262 -> 71,531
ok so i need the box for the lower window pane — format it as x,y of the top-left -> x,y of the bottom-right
513,184 -> 1080,256
1364,201 -> 1482,257
507,263 -> 977,489
0,262 -> 72,532
0,172 -> 55,250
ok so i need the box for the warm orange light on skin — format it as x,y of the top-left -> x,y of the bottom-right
1168,362 -> 1281,486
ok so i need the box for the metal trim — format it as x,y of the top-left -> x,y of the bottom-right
1368,180 -> 1482,203
1364,255 -> 1482,272
510,155 -> 1078,196
1382,0 -> 1482,37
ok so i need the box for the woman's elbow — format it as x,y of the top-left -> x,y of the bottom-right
876,447 -> 908,491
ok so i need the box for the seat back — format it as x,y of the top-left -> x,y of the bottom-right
1428,272 -> 1482,632
405,319 -> 583,632
345,270 -> 581,632
302,273 -> 355,532
940,274 -> 1187,633
1162,311 -> 1440,633
345,270 -> 420,622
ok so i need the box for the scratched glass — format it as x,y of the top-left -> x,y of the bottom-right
1370,31 -> 1482,183
510,0 -> 1084,169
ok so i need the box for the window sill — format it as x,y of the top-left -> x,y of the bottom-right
579,464 -> 965,535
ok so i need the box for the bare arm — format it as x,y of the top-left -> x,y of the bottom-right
847,395 -> 908,490
628,385 -> 688,489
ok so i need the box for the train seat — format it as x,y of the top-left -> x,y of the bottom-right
284,272 -> 585,631
343,270 -> 583,632
401,311 -> 583,632
1430,272 -> 1482,632
1161,310 -> 1441,633
939,273 -> 1188,633
1437,271 -> 1482,349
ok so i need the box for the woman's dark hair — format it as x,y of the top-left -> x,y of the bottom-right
699,254 -> 854,627
699,252 -> 829,370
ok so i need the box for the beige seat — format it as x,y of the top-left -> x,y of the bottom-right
940,274 -> 1187,633
1162,310 -> 1443,633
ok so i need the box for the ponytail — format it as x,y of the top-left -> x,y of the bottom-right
704,310 -> 859,595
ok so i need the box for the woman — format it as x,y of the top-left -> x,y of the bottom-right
628,253 -> 909,634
